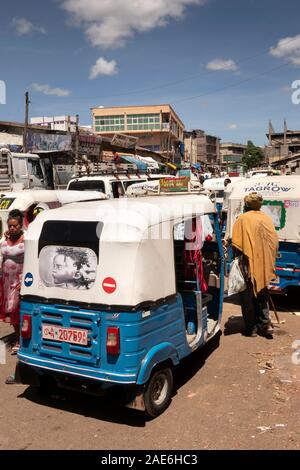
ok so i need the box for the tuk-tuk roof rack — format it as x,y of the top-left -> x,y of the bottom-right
74,162 -> 144,177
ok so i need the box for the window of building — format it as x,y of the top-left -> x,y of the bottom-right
127,113 -> 160,131
94,115 -> 125,132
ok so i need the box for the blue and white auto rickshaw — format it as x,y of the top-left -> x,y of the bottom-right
16,191 -> 224,417
226,176 -> 300,293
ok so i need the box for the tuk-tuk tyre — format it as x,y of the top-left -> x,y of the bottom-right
143,367 -> 173,418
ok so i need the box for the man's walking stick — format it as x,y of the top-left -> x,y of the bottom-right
268,292 -> 285,325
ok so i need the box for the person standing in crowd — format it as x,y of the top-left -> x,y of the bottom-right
232,193 -> 278,338
0,209 -> 25,354
221,178 -> 232,230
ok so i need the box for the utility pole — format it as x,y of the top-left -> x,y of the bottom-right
23,91 -> 30,153
167,117 -> 171,162
67,115 -> 71,133
75,114 -> 79,164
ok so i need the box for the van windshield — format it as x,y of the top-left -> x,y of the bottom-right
68,180 -> 105,193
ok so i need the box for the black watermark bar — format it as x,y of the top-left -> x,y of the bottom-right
0,450 -> 298,467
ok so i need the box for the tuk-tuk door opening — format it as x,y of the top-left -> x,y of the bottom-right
173,215 -> 222,344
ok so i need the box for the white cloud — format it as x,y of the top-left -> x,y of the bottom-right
270,34 -> 300,65
11,17 -> 46,36
206,59 -> 238,71
32,83 -> 71,97
89,57 -> 118,79
60,0 -> 205,49
229,124 -> 237,130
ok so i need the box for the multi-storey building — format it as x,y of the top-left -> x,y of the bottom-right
91,104 -> 185,162
219,142 -> 246,165
184,129 -> 220,165
265,121 -> 300,164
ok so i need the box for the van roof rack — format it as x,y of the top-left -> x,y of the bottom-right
74,161 -> 144,177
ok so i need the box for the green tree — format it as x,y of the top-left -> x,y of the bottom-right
242,141 -> 264,170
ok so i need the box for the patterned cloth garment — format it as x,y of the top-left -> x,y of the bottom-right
0,235 -> 24,325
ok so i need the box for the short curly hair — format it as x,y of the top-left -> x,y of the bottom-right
8,209 -> 24,225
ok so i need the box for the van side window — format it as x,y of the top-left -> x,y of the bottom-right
111,181 -> 125,198
28,159 -> 44,180
68,180 -> 105,193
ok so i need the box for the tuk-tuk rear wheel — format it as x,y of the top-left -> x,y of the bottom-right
143,367 -> 173,418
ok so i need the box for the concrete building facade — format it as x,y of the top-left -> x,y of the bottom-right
184,129 -> 220,165
91,104 -> 185,162
265,120 -> 300,163
30,116 -> 77,132
219,142 -> 246,164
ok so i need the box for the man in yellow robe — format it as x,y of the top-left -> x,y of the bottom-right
232,192 -> 278,337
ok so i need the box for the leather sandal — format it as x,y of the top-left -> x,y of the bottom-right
5,375 -> 16,385
11,344 -> 20,355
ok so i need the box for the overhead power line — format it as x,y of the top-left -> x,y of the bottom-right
171,61 -> 290,104
104,35 -> 299,100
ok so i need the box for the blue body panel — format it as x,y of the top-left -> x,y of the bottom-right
269,242 -> 300,291
19,295 -> 199,385
227,242 -> 300,293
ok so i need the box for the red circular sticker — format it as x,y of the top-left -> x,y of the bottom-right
102,277 -> 117,294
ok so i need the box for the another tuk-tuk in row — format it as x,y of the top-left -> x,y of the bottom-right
203,177 -> 245,214
226,176 -> 300,293
0,190 -> 106,237
16,191 -> 224,417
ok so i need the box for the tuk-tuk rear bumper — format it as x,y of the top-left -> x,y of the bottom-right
15,360 -> 146,411
17,353 -> 138,384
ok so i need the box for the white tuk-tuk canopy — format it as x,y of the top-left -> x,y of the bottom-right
227,176 -> 300,242
203,176 -> 245,191
22,194 -> 215,307
0,190 -> 106,235
0,189 -> 107,210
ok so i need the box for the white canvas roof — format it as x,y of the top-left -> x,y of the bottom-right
227,176 -> 300,242
229,176 -> 300,200
0,190 -> 106,208
22,194 -> 215,307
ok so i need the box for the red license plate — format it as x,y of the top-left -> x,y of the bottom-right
42,324 -> 88,346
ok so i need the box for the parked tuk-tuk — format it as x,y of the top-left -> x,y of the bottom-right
226,176 -> 300,293
16,192 -> 224,417
0,190 -> 107,236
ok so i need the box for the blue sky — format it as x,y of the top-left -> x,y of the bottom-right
1,0 -> 300,145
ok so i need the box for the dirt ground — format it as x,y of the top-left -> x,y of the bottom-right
0,295 -> 299,450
